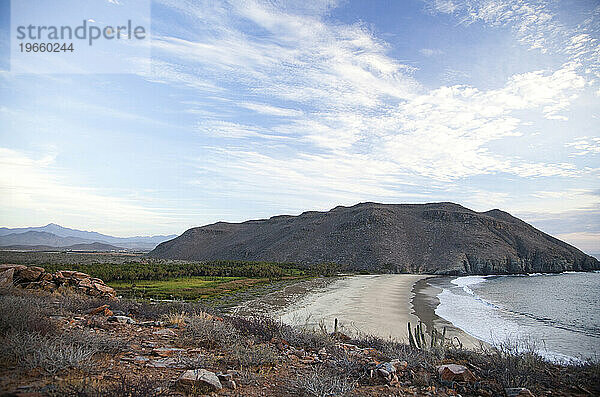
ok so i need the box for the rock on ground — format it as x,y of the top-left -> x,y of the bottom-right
437,364 -> 476,382
177,369 -> 222,392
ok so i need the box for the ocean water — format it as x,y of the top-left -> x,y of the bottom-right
435,272 -> 600,362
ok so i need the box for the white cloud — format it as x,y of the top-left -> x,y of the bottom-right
239,102 -> 303,117
0,148 -> 177,235
424,0 -> 600,83
145,1 -> 591,184
419,48 -> 444,56
566,137 -> 600,156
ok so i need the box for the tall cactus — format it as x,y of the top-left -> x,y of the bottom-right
408,321 -> 447,351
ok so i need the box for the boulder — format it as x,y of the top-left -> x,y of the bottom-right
56,270 -> 75,278
71,272 -> 90,279
88,305 -> 113,316
0,268 -> 15,288
217,374 -> 237,390
438,364 -> 476,382
78,278 -> 94,289
379,362 -> 397,374
17,267 -> 44,282
1,265 -> 116,299
177,369 -> 222,392
505,388 -> 535,397
153,329 -> 177,337
40,273 -> 53,281
93,282 -> 115,294
0,264 -> 27,272
108,315 -> 135,324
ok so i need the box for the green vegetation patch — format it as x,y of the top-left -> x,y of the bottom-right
109,276 -> 295,300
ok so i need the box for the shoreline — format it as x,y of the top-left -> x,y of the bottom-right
236,274 -> 433,342
411,276 -> 486,349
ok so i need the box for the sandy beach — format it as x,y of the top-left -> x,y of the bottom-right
236,273 -> 486,348
275,274 -> 431,340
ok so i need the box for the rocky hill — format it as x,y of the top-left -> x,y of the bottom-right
149,202 -> 599,275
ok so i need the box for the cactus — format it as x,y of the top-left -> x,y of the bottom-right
408,321 -> 447,351
408,322 -> 416,348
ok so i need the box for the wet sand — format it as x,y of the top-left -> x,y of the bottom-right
412,277 -> 486,349
232,276 -> 338,317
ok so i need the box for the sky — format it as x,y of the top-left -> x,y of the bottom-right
0,0 -> 599,253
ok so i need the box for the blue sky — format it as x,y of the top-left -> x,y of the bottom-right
0,0 -> 599,253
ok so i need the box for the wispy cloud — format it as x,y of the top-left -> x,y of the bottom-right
239,102 -> 303,117
144,0 -> 591,190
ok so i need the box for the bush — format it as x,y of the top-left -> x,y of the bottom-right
0,293 -> 57,335
228,315 -> 289,342
282,326 -> 335,351
112,299 -> 210,320
50,375 -> 169,397
294,364 -> 356,397
351,333 -> 438,368
182,313 -> 239,349
226,342 -> 280,368
1,329 -> 127,375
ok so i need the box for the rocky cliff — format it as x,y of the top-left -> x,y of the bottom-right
149,202 -> 599,275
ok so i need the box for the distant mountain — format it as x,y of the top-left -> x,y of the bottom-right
65,242 -> 123,251
0,241 -> 123,252
149,202 -> 599,275
0,224 -> 177,250
0,231 -> 94,247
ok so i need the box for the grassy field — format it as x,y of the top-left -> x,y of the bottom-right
0,250 -> 340,304
109,275 -> 307,301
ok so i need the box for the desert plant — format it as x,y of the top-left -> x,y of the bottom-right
226,342 -> 280,368
50,375 -> 170,396
182,313 -> 238,348
163,311 -> 186,327
2,332 -> 96,374
294,364 -> 356,397
408,321 -> 446,351
228,315 -> 290,342
1,329 -> 127,375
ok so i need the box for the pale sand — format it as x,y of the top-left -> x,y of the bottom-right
271,274 -> 431,341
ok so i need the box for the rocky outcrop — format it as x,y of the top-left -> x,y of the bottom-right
0,264 -> 116,298
149,202 -> 599,275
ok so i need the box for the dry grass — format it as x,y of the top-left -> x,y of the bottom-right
162,311 -> 186,327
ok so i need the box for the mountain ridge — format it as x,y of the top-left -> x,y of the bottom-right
0,224 -> 177,251
149,202 -> 599,275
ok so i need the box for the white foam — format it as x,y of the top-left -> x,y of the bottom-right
436,276 -> 579,362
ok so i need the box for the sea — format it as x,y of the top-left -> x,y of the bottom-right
433,271 -> 600,362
